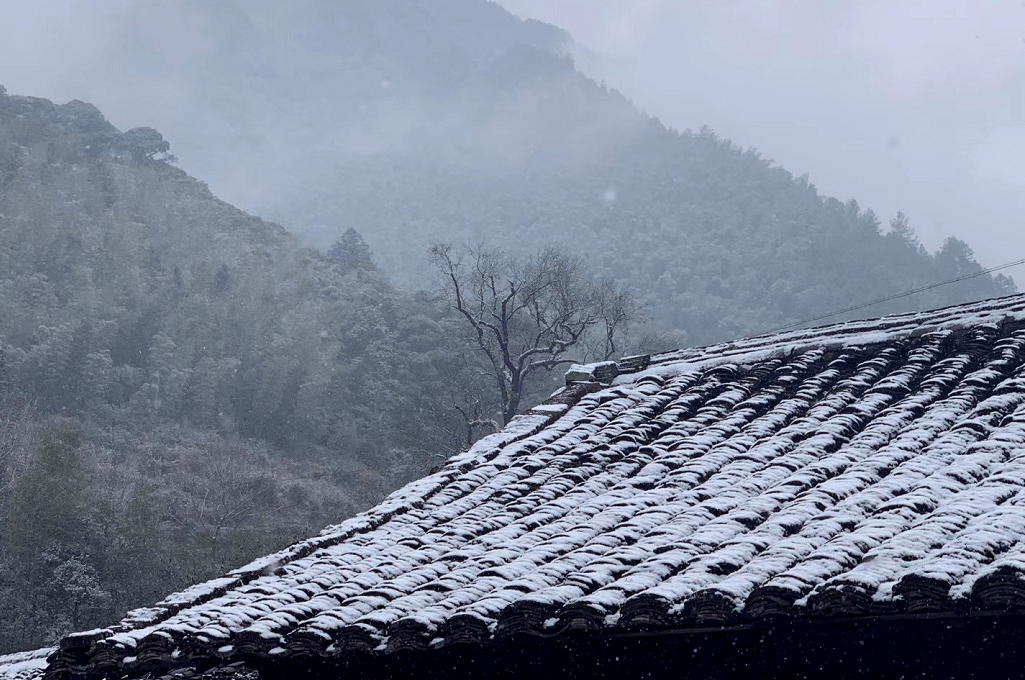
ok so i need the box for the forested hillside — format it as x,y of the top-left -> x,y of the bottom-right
0,88 -> 495,652
281,49 -> 1015,345
94,0 -> 1014,346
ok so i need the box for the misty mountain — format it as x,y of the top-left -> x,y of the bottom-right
99,0 -> 571,206
90,0 -> 1013,347
0,86 -> 498,650
275,47 -> 1014,345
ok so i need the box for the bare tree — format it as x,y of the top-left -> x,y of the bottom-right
162,437 -> 282,569
431,243 -> 639,425
0,405 -> 41,525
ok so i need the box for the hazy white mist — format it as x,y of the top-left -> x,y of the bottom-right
501,0 -> 1025,270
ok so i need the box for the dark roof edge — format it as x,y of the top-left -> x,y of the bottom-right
54,379 -> 606,666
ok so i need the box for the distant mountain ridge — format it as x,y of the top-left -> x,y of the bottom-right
101,0 -> 573,192
79,0 -> 1014,345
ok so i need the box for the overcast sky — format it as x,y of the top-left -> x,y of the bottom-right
500,0 -> 1025,272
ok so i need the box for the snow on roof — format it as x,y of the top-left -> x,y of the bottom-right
48,294 -> 1025,678
0,649 -> 52,680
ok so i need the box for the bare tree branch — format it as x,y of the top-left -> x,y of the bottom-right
432,242 -> 641,426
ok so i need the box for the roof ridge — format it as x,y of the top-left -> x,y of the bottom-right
614,293 -> 1025,381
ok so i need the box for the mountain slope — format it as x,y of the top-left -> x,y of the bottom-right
81,0 -> 1013,346
276,48 -> 1013,345
0,86 -> 485,651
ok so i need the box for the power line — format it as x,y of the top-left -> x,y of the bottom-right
764,256 -> 1025,335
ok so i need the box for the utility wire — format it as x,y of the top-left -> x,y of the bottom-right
765,256 -> 1025,335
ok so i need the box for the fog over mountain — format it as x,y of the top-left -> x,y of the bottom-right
3,1 -> 1021,273
0,0 -> 571,222
0,0 -> 1018,342
502,0 -> 1025,271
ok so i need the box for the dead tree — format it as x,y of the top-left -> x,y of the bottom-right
432,243 -> 638,425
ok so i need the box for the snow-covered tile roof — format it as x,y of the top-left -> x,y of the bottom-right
0,649 -> 52,680
48,294 -> 1025,678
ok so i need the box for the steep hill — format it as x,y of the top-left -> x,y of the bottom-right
86,0 -> 1013,346
280,48 -> 1014,345
0,87 -> 483,651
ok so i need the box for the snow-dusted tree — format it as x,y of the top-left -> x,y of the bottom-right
327,228 -> 376,273
121,126 -> 175,163
431,242 -> 638,425
886,210 -> 928,255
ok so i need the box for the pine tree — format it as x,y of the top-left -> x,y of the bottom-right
326,228 -> 376,273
